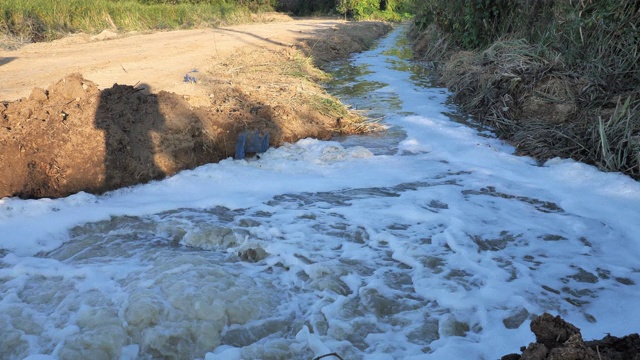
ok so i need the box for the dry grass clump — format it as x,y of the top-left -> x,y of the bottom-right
441,40 -> 561,133
592,98 -> 640,175
415,38 -> 639,178
512,97 -> 640,177
201,45 -> 380,142
410,24 -> 452,65
435,39 -> 640,178
0,32 -> 29,51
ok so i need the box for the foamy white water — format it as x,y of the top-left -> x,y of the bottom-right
1,25 -> 639,360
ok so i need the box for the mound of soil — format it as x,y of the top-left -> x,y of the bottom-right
0,21 -> 391,199
0,70 -> 348,198
502,313 -> 640,360
0,74 -> 241,197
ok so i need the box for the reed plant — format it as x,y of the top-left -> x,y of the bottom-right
595,97 -> 640,175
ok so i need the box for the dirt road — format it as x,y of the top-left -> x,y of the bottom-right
0,17 -> 371,102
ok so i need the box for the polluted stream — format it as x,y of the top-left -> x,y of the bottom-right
2,26 -> 640,359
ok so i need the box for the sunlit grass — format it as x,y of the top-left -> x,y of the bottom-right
0,0 -> 253,43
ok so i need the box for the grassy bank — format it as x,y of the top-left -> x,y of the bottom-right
0,0 -> 271,47
412,0 -> 640,179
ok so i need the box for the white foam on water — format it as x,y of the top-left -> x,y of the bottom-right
1,25 -> 640,360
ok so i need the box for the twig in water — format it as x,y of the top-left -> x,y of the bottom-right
313,353 -> 344,360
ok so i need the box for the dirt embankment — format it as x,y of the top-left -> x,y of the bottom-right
0,19 -> 391,199
501,313 -> 640,360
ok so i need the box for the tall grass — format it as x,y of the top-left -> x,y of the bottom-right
413,0 -> 640,178
0,0 -> 256,44
415,0 -> 640,95
595,97 -> 640,174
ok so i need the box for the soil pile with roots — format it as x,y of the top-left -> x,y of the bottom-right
501,313 -> 640,360
0,73 -> 306,198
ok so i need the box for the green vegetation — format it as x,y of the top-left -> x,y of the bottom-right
0,0 -> 272,44
278,0 -> 415,21
336,0 -> 414,21
413,0 -> 640,178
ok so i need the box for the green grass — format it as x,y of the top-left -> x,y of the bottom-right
0,0 -> 256,44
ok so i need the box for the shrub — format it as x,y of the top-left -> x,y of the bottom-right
414,0 -> 518,49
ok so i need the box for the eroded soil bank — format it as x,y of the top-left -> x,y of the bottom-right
502,313 -> 640,360
0,20 -> 391,199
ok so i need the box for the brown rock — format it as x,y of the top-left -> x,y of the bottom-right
520,343 -> 548,360
502,313 -> 640,360
530,313 -> 580,350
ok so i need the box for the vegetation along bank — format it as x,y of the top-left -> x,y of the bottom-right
411,0 -> 640,179
1,0 -> 414,48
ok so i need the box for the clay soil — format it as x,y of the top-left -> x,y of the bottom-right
0,17 -> 391,198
